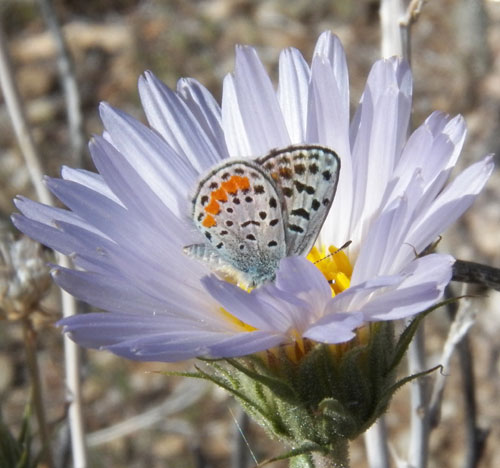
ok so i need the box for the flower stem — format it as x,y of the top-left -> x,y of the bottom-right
289,440 -> 350,468
22,318 -> 54,468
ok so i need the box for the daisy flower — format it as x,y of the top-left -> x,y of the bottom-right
12,31 -> 493,363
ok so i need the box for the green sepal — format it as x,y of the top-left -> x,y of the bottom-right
318,398 -> 358,437
225,357 -> 299,402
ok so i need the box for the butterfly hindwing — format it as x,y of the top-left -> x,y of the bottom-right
191,159 -> 286,286
257,145 -> 341,256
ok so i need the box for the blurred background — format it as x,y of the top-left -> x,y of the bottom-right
1,0 -> 500,467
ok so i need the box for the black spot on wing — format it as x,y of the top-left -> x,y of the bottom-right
279,168 -> 293,179
288,224 -> 304,233
290,208 -> 310,220
309,163 -> 319,174
241,220 -> 260,227
294,180 -> 315,195
294,164 -> 306,174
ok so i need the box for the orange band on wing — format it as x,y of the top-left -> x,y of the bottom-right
212,187 -> 228,202
202,214 -> 217,228
201,175 -> 250,226
234,175 -> 250,191
205,198 -> 220,215
220,179 -> 235,194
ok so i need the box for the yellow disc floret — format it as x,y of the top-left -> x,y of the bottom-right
307,244 -> 353,296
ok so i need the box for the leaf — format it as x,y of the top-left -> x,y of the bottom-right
0,399 -> 35,468
255,441 -> 326,467
359,364 -> 443,434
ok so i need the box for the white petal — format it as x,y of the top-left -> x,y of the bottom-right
278,47 -> 310,143
232,45 -> 290,153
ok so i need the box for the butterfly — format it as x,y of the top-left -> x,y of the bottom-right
184,145 -> 341,287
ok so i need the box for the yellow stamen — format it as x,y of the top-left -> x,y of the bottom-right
307,243 -> 353,296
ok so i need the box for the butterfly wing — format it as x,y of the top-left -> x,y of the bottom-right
257,145 -> 340,256
190,159 -> 286,286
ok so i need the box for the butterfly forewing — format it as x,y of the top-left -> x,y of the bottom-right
257,145 -> 340,256
191,159 -> 286,285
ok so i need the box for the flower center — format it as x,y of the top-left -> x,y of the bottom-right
307,244 -> 353,296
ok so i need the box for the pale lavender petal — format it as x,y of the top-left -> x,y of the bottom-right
139,71 -> 223,171
313,31 -> 349,115
202,275 -> 294,332
259,257 -> 332,331
308,55 -> 353,245
278,47 -> 310,143
352,197 -> 409,284
221,73 -> 252,157
362,254 -> 454,320
232,45 -> 290,153
53,268 -> 175,316
89,136 -> 193,246
331,275 -> 404,313
303,312 -> 362,343
12,214 -> 85,256
273,257 -> 331,304
177,77 -> 229,159
404,156 -> 494,259
61,166 -> 122,205
207,332 -> 285,358
99,103 -> 197,214
60,313 -> 234,361
14,195 -> 106,238
349,58 -> 412,240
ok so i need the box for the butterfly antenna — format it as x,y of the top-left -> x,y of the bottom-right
314,240 -> 352,264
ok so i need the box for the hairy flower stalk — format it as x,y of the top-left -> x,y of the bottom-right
12,32 -> 492,466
